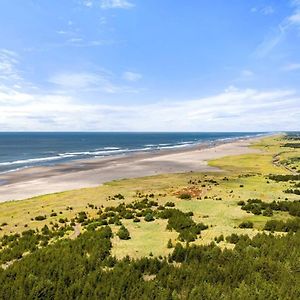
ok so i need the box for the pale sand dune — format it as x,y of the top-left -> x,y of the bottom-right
0,138 -> 261,202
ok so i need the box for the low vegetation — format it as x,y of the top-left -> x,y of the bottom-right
0,134 -> 300,298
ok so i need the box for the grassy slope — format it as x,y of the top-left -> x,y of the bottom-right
0,135 -> 299,258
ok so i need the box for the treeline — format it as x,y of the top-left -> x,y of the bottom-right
1,229 -> 300,299
284,133 -> 300,141
282,143 -> 300,148
239,199 -> 300,217
285,189 -> 300,195
264,218 -> 300,232
268,174 -> 300,182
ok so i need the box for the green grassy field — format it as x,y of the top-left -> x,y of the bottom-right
0,134 -> 299,258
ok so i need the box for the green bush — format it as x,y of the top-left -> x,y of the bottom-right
117,225 -> 130,240
263,207 -> 273,217
144,213 -> 155,222
35,215 -> 46,221
167,239 -> 173,248
239,221 -> 254,229
178,193 -> 192,200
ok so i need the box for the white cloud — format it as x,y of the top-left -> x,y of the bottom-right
99,17 -> 107,25
57,30 -> 68,35
64,39 -> 114,47
49,72 -> 102,89
81,0 -> 134,9
283,63 -> 300,71
241,70 -> 254,77
254,1 -> 300,57
262,6 -> 275,15
100,0 -> 134,9
251,6 -> 274,15
49,71 -> 140,94
82,0 -> 93,7
0,49 -> 21,82
0,84 -> 299,131
288,12 -> 300,24
122,71 -> 142,82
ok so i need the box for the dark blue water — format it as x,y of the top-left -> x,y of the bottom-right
0,132 -> 267,173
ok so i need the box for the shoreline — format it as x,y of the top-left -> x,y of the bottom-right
0,135 -> 267,202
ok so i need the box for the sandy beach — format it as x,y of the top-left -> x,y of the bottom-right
0,137 -> 262,202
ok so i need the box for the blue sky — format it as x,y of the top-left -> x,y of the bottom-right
0,0 -> 299,131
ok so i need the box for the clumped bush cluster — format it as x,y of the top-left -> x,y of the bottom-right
282,143 -> 300,148
284,189 -> 300,195
239,221 -> 253,229
239,199 -> 300,217
0,225 -> 72,264
268,174 -> 300,182
178,193 -> 192,200
264,218 -> 300,232
160,209 -> 208,242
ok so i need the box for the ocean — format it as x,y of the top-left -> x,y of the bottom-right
0,132 -> 267,174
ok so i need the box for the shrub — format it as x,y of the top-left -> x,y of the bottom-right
239,221 -> 254,229
144,213 -> 155,222
124,211 -> 134,219
214,234 -> 224,243
113,193 -> 125,200
117,225 -> 130,240
178,193 -> 192,200
35,215 -> 46,221
226,233 -> 239,244
263,207 -> 273,217
252,206 -> 262,215
77,212 -> 87,223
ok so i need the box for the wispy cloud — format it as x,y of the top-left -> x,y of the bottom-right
55,21 -> 115,48
49,72 -> 104,90
254,1 -> 300,57
100,0 -> 134,9
251,6 -> 275,15
0,83 -> 298,131
122,71 -> 142,82
241,70 -> 254,77
65,38 -> 113,47
262,6 -> 275,15
254,30 -> 284,58
81,0 -> 134,9
49,71 -> 140,94
0,49 -> 22,82
82,0 -> 93,7
282,63 -> 300,71
288,11 -> 300,25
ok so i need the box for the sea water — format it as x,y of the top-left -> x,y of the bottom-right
0,132 -> 267,173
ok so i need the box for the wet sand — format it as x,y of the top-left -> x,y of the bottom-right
0,137 -> 262,202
